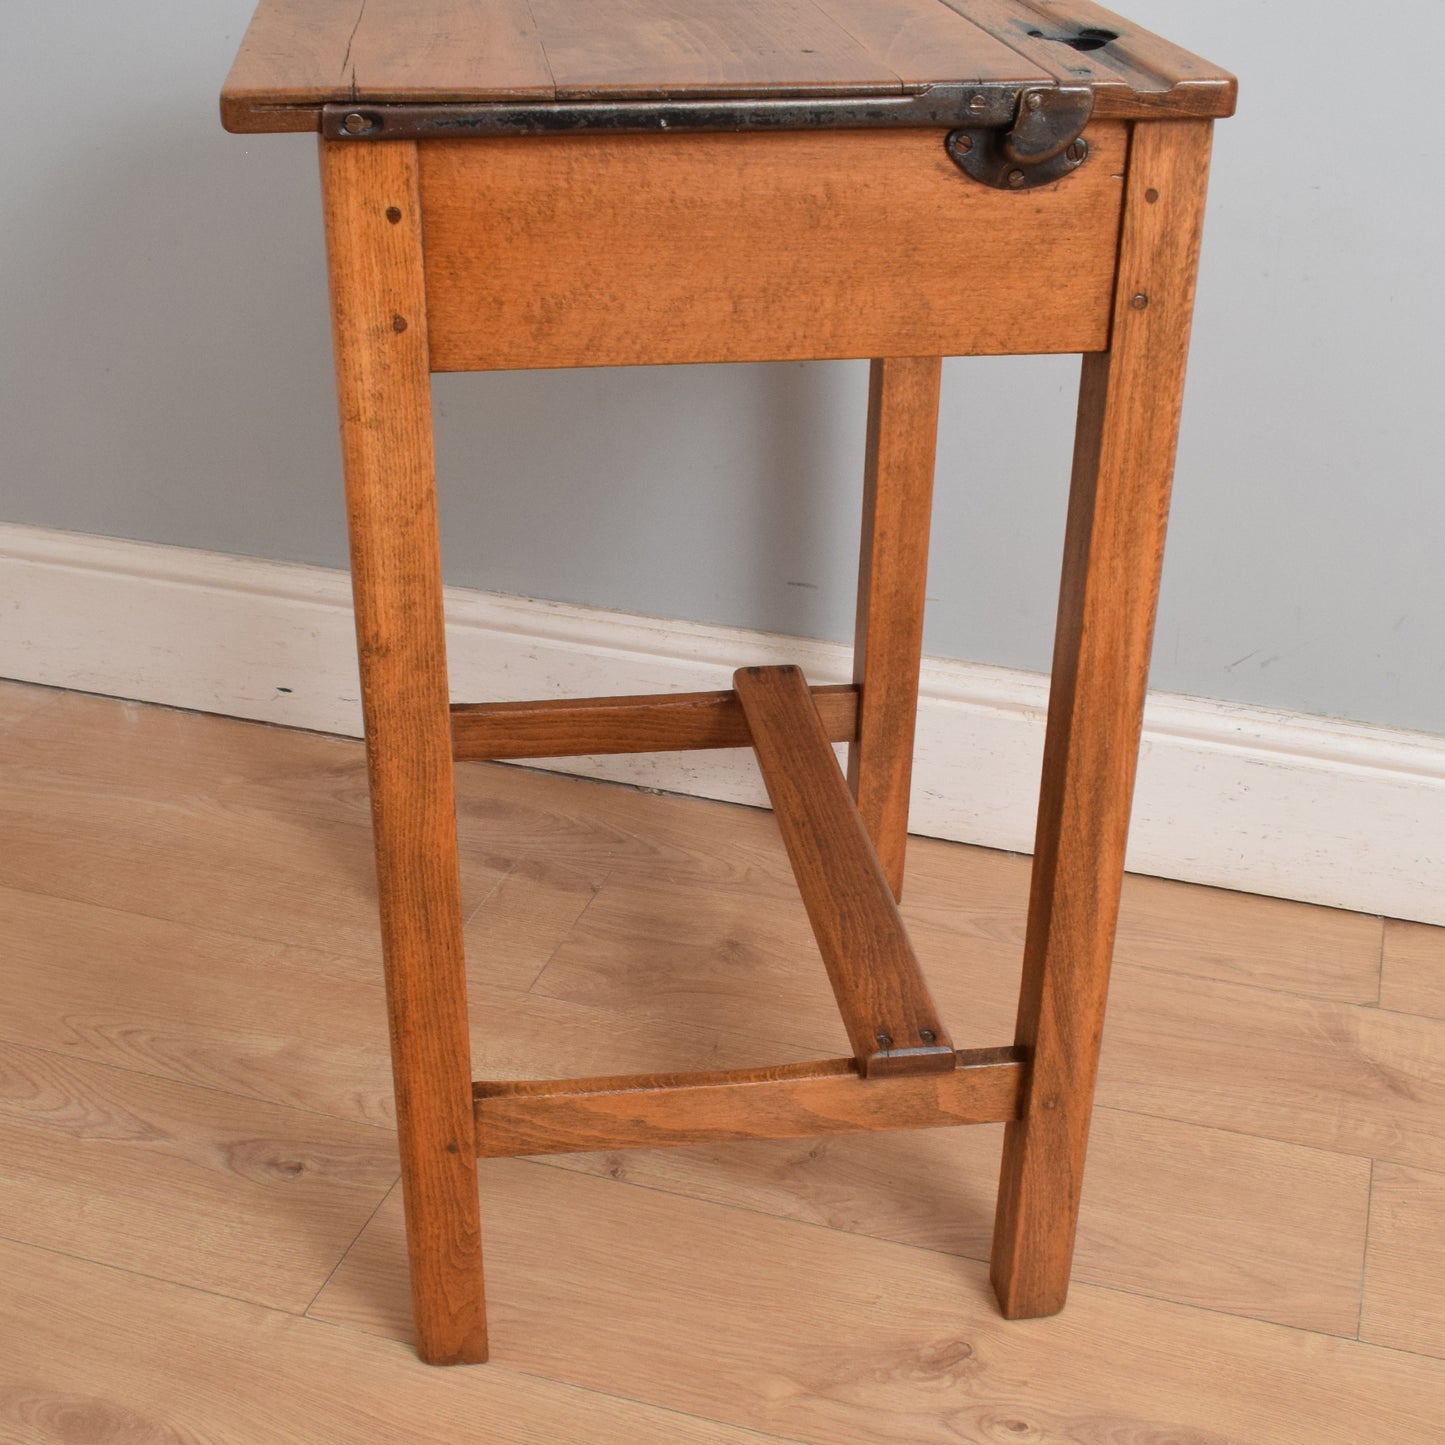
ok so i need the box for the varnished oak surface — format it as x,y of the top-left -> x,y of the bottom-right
450,682 -> 860,761
221,0 -> 1235,132
3,680 -> 1444,1438
322,137 -> 488,1365
418,125 -> 1125,370
735,665 -> 953,1074
473,1048 -> 1020,1156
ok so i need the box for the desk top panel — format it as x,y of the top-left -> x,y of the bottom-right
221,0 -> 1235,133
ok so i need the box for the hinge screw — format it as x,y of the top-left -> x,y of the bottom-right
952,134 -> 974,155
343,112 -> 373,135
1026,92 -> 1043,111
919,1029 -> 937,1044
968,94 -> 988,113
1065,141 -> 1087,164
875,1032 -> 893,1050
1130,293 -> 1149,311
1006,168 -> 1027,188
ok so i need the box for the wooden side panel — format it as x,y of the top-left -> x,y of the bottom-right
990,119 -> 1215,1320
474,1048 -> 1024,1157
848,357 -> 942,898
735,666 -> 954,1076
451,684 -> 859,761
319,137 -> 487,1366
420,125 -> 1125,371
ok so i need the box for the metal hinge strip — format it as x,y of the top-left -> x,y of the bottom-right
321,87 -> 1019,141
320,83 -> 1094,190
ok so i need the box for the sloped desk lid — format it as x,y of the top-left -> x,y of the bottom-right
221,0 -> 1236,134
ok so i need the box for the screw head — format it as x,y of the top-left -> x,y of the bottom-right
875,1032 -> 894,1050
384,206 -> 402,224
392,314 -> 408,332
968,93 -> 989,113
919,1029 -> 937,1044
952,133 -> 974,155
1026,91 -> 1043,110
1065,140 -> 1087,164
1006,168 -> 1027,188
1130,292 -> 1149,311
343,111 -> 372,135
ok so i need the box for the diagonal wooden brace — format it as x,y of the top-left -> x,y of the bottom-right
734,664 -> 955,1076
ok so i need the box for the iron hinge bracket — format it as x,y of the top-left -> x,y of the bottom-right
945,85 -> 1094,190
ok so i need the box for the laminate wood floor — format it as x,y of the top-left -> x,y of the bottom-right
2,677 -> 1442,1443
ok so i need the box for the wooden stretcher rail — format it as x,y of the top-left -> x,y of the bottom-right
473,1047 -> 1024,1157
734,664 -> 955,1076
451,682 -> 859,760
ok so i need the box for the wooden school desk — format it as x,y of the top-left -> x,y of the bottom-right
222,0 -> 1235,1365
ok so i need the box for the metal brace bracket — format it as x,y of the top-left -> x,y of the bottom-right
945,86 -> 1094,190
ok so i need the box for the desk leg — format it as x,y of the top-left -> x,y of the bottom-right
321,138 -> 488,1364
848,356 -> 942,900
990,120 -> 1215,1319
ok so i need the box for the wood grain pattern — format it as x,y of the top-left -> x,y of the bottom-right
221,0 -> 553,132
321,136 -> 486,1364
527,853 -> 1445,1176
546,1105 -> 1373,1337
473,1048 -> 1021,1156
220,0 -> 1233,131
848,357 -> 941,898
1380,920 -> 1445,1020
419,126 -> 1125,371
735,665 -> 954,1075
0,678 -> 57,729
530,0 -> 898,99
990,119 -> 1216,1321
0,1040 -> 397,1312
312,1162 -> 1445,1444
8,686 -> 1445,1437
222,0 -> 368,133
812,0 -> 1043,85
344,0 -> 554,101
451,683 -> 859,761
1361,1163 -> 1445,1360
0,1236 -> 777,1445
0,713 -> 500,960
940,0 -> 1237,118
1098,965 -> 1445,1174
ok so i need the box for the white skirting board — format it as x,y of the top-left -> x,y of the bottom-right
2,521 -> 1442,925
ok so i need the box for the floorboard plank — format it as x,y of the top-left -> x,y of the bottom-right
541,1105 -> 1371,1335
0,1235 -> 783,1445
1380,920 -> 1445,1021
311,1163 -> 1445,1444
5,686 -> 1440,1438
0,1039 -> 397,1312
533,877 -> 1445,1169
0,678 -> 60,729
0,885 -> 818,1128
1361,1162 -> 1445,1360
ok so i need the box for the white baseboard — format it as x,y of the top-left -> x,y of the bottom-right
2,521 -> 1441,925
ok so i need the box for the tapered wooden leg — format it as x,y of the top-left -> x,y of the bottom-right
990,120 -> 1215,1319
847,355 -> 942,900
321,137 -> 487,1365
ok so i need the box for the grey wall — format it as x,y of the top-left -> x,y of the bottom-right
3,2 -> 1442,734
